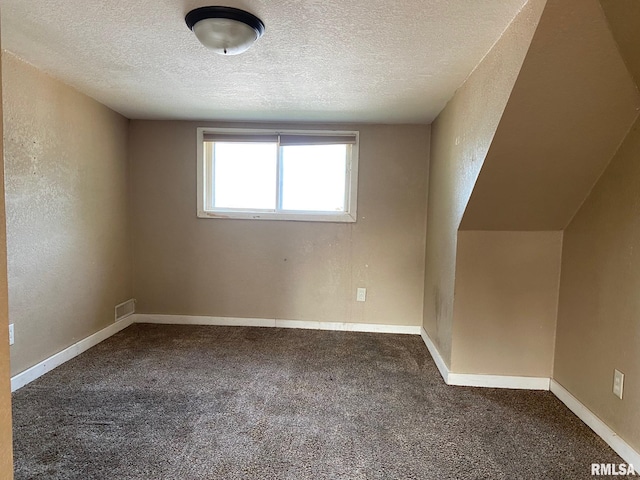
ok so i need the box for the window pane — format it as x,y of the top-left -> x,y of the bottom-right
281,144 -> 347,212
213,142 -> 277,210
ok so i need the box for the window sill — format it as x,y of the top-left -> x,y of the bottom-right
197,210 -> 357,223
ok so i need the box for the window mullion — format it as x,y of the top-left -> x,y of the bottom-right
276,136 -> 284,212
208,142 -> 215,211
343,145 -> 351,211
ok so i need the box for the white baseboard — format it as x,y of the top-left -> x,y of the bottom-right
419,327 -> 550,390
550,379 -> 640,467
448,373 -> 550,390
132,314 -> 421,335
133,314 -> 275,328
420,327 -> 450,383
11,316 -> 134,392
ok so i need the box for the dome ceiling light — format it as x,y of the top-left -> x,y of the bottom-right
185,6 -> 265,55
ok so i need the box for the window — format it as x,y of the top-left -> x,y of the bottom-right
197,128 -> 359,222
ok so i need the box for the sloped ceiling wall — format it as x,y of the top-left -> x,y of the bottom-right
459,0 -> 640,231
599,0 -> 640,87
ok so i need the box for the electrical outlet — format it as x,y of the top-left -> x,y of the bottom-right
613,369 -> 624,399
356,288 -> 367,302
8,324 -> 14,346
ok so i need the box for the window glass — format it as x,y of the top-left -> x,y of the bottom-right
213,142 -> 277,210
281,144 -> 347,212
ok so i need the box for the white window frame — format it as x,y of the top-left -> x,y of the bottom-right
196,127 -> 359,222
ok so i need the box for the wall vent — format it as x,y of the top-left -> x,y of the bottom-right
115,299 -> 136,322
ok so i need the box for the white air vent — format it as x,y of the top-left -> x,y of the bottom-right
115,299 -> 136,322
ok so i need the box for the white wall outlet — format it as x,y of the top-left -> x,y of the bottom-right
8,324 -> 14,346
613,369 -> 624,399
356,287 -> 367,302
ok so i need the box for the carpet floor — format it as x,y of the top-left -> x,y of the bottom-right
12,324 -> 622,479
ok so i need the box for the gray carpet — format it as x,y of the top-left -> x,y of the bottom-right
12,324 -> 622,479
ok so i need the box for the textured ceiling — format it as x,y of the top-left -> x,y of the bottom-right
1,0 -> 528,123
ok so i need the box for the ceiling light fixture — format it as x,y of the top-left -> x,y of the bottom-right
185,6 -> 265,55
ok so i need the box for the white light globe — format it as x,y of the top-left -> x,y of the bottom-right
193,18 -> 259,55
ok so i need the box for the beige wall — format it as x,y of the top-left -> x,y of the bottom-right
555,115 -> 640,452
130,121 -> 429,326
451,231 -> 562,376
0,49 -> 15,478
423,0 -> 546,365
3,53 -> 132,376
